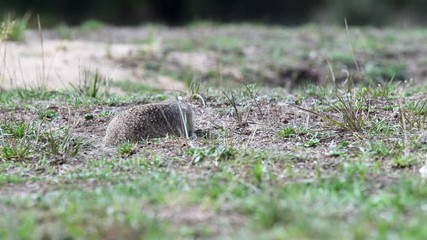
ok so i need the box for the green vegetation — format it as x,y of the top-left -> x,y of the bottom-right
1,82 -> 427,238
277,126 -> 307,138
70,69 -> 111,98
188,145 -> 238,163
1,25 -> 427,239
55,23 -> 74,39
112,80 -> 160,95
38,109 -> 58,121
79,19 -> 105,32
0,15 -> 27,41
0,120 -> 82,162
117,142 -> 137,157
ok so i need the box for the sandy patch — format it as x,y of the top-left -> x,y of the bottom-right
0,38 -> 185,91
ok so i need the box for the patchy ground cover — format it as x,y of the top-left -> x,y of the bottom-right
1,22 -> 427,239
3,22 -> 427,92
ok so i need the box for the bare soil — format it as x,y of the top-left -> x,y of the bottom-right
3,25 -> 427,92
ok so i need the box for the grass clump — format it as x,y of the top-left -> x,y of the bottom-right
365,63 -> 407,82
369,79 -> 400,100
41,127 -> 83,160
38,110 -> 58,121
367,140 -> 399,160
188,145 -> 238,163
399,99 -> 427,130
0,121 -> 33,161
295,77 -> 407,137
71,69 -> 111,98
80,19 -> 105,32
278,127 -> 296,138
0,120 -> 83,163
223,90 -> 244,125
0,143 -> 30,161
303,136 -> 320,148
117,142 -> 137,157
277,126 -> 307,138
293,81 -> 370,135
56,23 -> 74,39
392,154 -> 419,168
0,15 -> 28,41
1,121 -> 31,139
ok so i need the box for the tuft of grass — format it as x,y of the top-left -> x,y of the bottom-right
186,77 -> 201,96
1,121 -> 31,139
398,99 -> 427,130
343,161 -> 368,179
80,19 -> 105,32
365,63 -> 406,82
292,91 -> 368,134
38,110 -> 58,121
369,79 -> 400,100
56,23 -> 74,40
117,142 -> 137,157
0,122 -> 33,161
0,15 -> 28,41
293,77 -> 406,136
71,69 -> 111,98
38,127 -> 83,161
223,90 -> 244,125
253,159 -> 263,183
303,136 -> 320,148
277,126 -> 307,138
188,145 -> 238,164
0,143 -> 30,161
392,154 -> 419,168
327,140 -> 350,157
97,111 -> 114,118
0,120 -> 83,163
278,127 -> 297,138
367,141 -> 400,160
242,83 -> 264,118
304,84 -> 331,98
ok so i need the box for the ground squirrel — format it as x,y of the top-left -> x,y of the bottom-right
104,100 -> 194,146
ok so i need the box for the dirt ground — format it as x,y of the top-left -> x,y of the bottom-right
1,25 -> 427,239
3,25 -> 427,92
1,24 -> 426,185
0,28 -> 186,91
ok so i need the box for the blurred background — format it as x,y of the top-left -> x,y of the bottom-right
1,0 -> 427,27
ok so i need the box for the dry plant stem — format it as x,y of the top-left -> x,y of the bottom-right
217,58 -> 224,88
193,94 -> 206,107
223,90 -> 242,124
398,99 -> 410,155
243,82 -> 264,118
37,15 -> 46,88
345,18 -> 361,78
289,104 -> 345,130
0,38 -> 6,88
327,60 -> 336,86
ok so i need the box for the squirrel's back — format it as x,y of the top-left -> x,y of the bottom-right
104,100 -> 194,146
